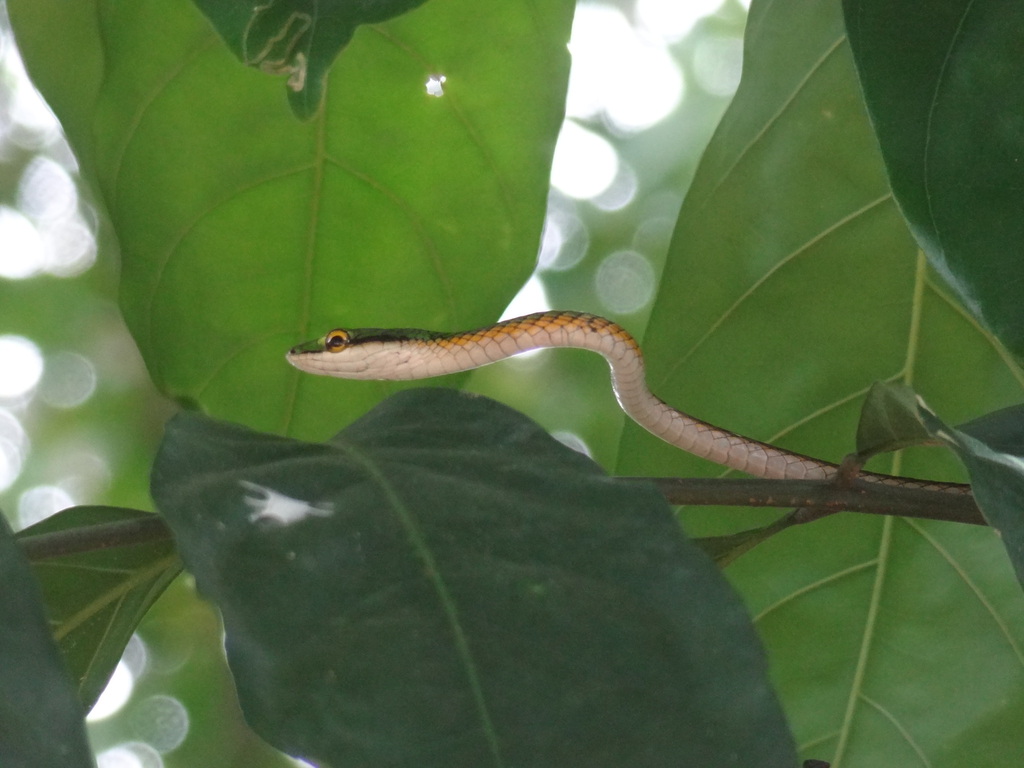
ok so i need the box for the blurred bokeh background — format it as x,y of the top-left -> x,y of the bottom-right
0,0 -> 748,764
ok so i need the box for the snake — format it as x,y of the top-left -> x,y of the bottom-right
287,310 -> 970,494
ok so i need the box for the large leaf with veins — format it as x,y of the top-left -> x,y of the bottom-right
616,0 -> 1024,765
8,0 -> 573,438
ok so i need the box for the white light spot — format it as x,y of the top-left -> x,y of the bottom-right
121,634 -> 149,679
242,480 -> 333,525
17,156 -> 78,223
595,250 -> 656,315
537,206 -> 589,272
551,120 -> 619,200
130,695 -> 189,753
0,408 -> 27,493
566,4 -> 684,133
0,437 -> 24,493
95,742 -> 163,768
692,35 -> 744,97
0,335 -> 44,398
0,409 -> 26,446
591,159 -> 638,212
17,485 -> 75,529
0,206 -> 45,279
42,216 -> 98,277
40,351 -> 97,408
636,0 -> 724,43
88,660 -> 135,722
425,74 -> 447,97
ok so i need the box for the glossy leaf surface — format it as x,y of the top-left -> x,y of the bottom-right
17,506 -> 181,709
0,514 -> 93,768
151,388 -> 797,767
843,0 -> 1024,358
617,0 -> 1024,764
8,0 -> 572,438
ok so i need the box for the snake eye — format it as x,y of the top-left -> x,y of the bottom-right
324,330 -> 350,351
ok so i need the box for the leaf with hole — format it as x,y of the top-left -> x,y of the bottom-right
192,0 -> 431,119
8,0 -> 573,438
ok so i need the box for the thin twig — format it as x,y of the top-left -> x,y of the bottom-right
622,476 -> 984,526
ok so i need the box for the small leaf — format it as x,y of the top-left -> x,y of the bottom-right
694,516 -> 795,568
855,381 -> 937,457
152,388 -> 798,767
193,0 -> 430,119
17,506 -> 181,709
0,514 -> 93,768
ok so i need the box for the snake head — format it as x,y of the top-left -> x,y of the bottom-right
288,330 -> 351,357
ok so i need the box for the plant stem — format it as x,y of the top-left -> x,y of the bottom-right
13,478 -> 984,563
626,476 -> 984,525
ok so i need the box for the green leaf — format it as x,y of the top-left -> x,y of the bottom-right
193,0 -> 430,119
914,404 -> 1024,587
843,0 -> 1024,359
0,514 -> 94,768
151,389 -> 797,767
957,404 -> 1024,457
8,0 -> 573,437
694,516 -> 795,568
618,0 -> 1024,764
854,381 -> 938,457
16,506 -> 181,709
852,382 -> 1024,583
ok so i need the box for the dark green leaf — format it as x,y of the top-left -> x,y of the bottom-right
8,0 -> 573,438
0,514 -> 93,768
957,404 -> 1024,457
853,384 -> 1024,586
915,404 -> 1024,587
843,0 -> 1024,358
152,388 -> 797,767
854,381 -> 938,457
193,0 -> 430,119
16,506 -> 181,709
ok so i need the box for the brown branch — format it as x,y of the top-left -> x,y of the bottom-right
13,476 -> 984,565
621,476 -> 984,526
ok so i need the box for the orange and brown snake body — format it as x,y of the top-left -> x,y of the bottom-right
288,310 -> 969,494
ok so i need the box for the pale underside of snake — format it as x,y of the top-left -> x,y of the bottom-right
287,310 -> 971,495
